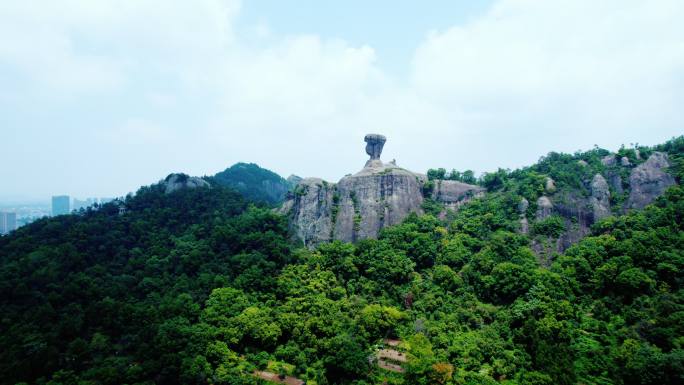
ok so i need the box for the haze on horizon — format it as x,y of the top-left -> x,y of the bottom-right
1,0 -> 682,202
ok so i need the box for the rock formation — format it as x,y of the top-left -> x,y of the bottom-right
590,174 -> 611,221
365,134 -> 386,157
282,134 -> 483,246
536,196 -> 553,220
162,173 -> 210,194
528,151 -> 676,262
518,198 -> 529,234
626,152 -> 675,210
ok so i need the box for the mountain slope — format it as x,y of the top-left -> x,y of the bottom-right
0,137 -> 681,385
212,162 -> 292,205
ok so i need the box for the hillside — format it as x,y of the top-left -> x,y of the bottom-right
212,162 -> 293,205
0,137 -> 682,385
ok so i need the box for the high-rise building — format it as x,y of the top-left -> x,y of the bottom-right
0,212 -> 17,234
52,195 -> 70,216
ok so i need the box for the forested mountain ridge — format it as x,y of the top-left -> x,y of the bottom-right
0,137 -> 682,385
212,162 -> 294,205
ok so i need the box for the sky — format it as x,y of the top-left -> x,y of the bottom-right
1,0 -> 683,202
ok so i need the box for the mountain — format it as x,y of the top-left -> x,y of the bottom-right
212,162 -> 293,205
0,136 -> 682,385
282,134 -> 678,256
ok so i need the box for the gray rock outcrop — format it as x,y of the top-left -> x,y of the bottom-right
519,198 -> 530,234
536,196 -> 553,220
590,174 -> 611,221
601,154 -> 617,166
162,173 -> 210,194
287,174 -> 303,186
431,180 -> 485,211
626,152 -> 675,210
282,134 -> 482,246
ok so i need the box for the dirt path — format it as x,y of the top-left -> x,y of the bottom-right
253,370 -> 305,385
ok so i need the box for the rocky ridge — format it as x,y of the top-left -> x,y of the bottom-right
280,134 -> 483,246
527,151 -> 676,263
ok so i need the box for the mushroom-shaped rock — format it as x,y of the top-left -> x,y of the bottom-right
365,134 -> 386,160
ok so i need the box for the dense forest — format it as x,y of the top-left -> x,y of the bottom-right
212,162 -> 293,205
1,138 -> 682,385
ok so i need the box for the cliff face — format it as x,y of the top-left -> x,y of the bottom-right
281,135 -> 482,246
333,163 -> 426,243
527,151 -> 675,263
626,152 -> 675,210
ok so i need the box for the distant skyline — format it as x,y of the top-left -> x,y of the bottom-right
1,0 -> 683,201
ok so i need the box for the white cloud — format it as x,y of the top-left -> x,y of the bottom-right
411,0 -> 684,148
1,0 -> 683,199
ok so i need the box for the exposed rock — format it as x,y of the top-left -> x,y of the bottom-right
577,160 -> 588,167
590,174 -> 611,221
520,217 -> 529,235
620,156 -> 631,167
333,165 -> 426,243
365,134 -> 386,161
536,196 -> 553,220
517,198 -> 530,235
518,198 -> 529,215
626,152 -> 675,210
607,172 -> 624,195
635,149 -> 642,160
162,173 -> 209,194
545,177 -> 556,193
287,174 -> 303,186
431,180 -> 484,210
283,134 -> 481,246
601,154 -> 617,167
287,178 -> 336,247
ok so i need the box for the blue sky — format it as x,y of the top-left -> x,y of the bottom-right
237,1 -> 494,78
1,0 -> 682,201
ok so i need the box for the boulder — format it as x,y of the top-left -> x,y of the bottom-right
545,177 -> 556,193
536,196 -> 553,220
620,156 -> 631,167
601,154 -> 617,167
431,180 -> 484,209
162,173 -> 210,194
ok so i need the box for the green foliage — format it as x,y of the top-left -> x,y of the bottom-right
211,162 -> 291,204
532,215 -> 566,238
1,138 -> 683,385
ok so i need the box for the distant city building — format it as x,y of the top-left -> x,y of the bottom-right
0,211 -> 17,234
52,195 -> 70,216
73,197 -> 99,211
